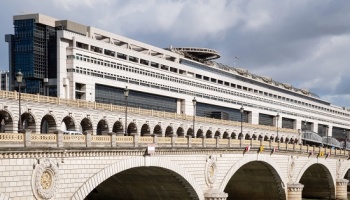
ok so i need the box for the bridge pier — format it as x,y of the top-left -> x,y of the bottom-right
335,179 -> 349,200
287,183 -> 304,200
204,189 -> 228,200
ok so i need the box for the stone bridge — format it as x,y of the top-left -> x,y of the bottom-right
0,131 -> 350,200
0,91 -> 350,199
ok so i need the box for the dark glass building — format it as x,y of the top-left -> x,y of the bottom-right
5,14 -> 57,95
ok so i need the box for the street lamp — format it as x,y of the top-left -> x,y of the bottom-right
325,126 -> 329,148
192,97 -> 197,138
343,129 -> 347,150
16,70 -> 23,132
240,105 -> 244,137
303,120 -> 307,145
124,86 -> 129,136
276,113 -> 280,142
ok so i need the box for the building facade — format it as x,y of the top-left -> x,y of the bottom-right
0,71 -> 9,91
5,13 -> 350,142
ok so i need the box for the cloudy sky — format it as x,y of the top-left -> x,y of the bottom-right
1,0 -> 350,107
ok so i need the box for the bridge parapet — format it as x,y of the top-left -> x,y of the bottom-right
1,131 -> 349,159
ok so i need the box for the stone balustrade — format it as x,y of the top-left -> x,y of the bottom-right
0,90 -> 297,134
0,130 -> 349,158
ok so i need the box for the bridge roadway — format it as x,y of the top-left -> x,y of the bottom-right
0,91 -> 350,199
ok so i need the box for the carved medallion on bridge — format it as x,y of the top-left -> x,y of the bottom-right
32,158 -> 59,200
205,155 -> 217,187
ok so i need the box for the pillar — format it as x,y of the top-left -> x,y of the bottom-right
84,131 -> 92,147
336,178 -> 349,200
24,129 -> 32,147
287,183 -> 304,200
152,134 -> 158,144
204,189 -> 228,200
109,132 -> 116,147
54,130 -> 63,147
133,134 -> 139,147
171,135 -> 175,147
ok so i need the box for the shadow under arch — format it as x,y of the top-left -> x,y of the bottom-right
295,158 -> 335,199
40,113 -> 57,133
72,157 -> 203,200
96,119 -> 109,135
219,154 -> 286,200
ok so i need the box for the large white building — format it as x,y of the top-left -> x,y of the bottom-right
5,13 -> 350,144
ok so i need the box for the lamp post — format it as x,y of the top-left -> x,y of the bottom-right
276,113 -> 280,142
303,120 -> 306,145
240,105 -> 244,137
124,86 -> 129,136
16,71 -> 23,132
192,97 -> 197,138
326,126 -> 329,149
343,129 -> 346,150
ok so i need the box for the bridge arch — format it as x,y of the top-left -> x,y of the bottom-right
214,130 -> 221,138
21,111 -> 37,132
72,157 -> 204,200
165,125 -> 173,137
295,158 -> 335,199
176,126 -> 184,137
0,109 -> 15,132
127,122 -> 137,135
296,158 -> 335,183
40,113 -> 57,133
112,120 -> 123,134
231,131 -> 237,139
196,129 -> 204,138
219,154 -> 287,199
81,117 -> 93,133
340,161 -> 350,179
153,124 -> 162,136
206,129 -> 213,138
140,123 -> 151,136
61,115 -> 76,131
96,119 -> 109,135
222,131 -> 229,138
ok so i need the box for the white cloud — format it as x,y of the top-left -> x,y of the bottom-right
53,0 -> 113,11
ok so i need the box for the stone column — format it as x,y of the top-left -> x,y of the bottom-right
24,129 -> 32,147
133,134 -> 139,147
204,189 -> 228,200
54,130 -> 63,147
336,178 -> 349,200
109,132 -> 116,147
287,183 -> 304,200
152,134 -> 158,144
84,131 -> 92,147
171,135 -> 175,147
187,135 -> 192,147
